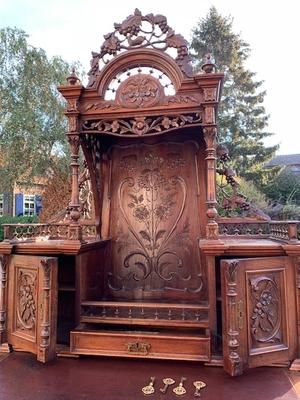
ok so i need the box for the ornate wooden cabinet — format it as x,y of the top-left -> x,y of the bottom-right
0,9 -> 299,376
7,255 -> 57,363
221,257 -> 297,376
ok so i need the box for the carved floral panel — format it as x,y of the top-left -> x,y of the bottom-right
107,141 -> 203,300
15,267 -> 37,339
247,269 -> 287,354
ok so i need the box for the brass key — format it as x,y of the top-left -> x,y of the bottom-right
142,377 -> 155,395
173,377 -> 187,396
193,381 -> 206,397
160,378 -> 175,394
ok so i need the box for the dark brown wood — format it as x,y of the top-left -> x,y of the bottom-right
0,9 -> 299,377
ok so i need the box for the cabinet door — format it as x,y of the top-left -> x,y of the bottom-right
7,255 -> 57,362
221,257 -> 297,376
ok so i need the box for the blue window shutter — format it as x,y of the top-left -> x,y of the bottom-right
15,193 -> 24,216
35,195 -> 42,215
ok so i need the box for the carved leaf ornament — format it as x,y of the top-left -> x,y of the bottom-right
87,8 -> 193,86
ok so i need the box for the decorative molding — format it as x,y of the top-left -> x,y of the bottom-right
204,106 -> 215,124
87,8 -> 193,87
0,255 -> 9,342
84,102 -> 121,112
67,135 -> 80,155
38,259 -> 51,361
66,98 -> 78,112
79,163 -> 94,220
68,115 -> 78,133
164,95 -> 198,105
224,260 -> 243,375
82,113 -> 202,136
116,74 -> 164,108
81,303 -> 208,325
203,88 -> 217,102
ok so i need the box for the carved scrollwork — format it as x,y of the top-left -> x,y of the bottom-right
82,113 -> 202,137
16,269 -> 37,332
109,151 -> 202,293
87,8 -> 193,87
250,275 -> 281,343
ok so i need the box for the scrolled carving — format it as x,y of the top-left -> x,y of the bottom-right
16,269 -> 37,331
116,74 -> 164,108
109,151 -> 202,293
67,134 -> 80,155
87,8 -> 193,86
67,98 -> 78,112
250,275 -> 281,343
82,113 -> 202,137
203,88 -> 217,101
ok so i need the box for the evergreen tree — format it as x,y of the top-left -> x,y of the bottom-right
191,7 -> 278,186
0,27 -> 77,192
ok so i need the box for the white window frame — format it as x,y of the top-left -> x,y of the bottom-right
23,194 -> 36,216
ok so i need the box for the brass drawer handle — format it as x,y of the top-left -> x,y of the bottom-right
127,341 -> 151,355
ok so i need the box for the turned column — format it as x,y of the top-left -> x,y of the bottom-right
59,70 -> 83,240
200,54 -> 220,240
203,126 -> 219,239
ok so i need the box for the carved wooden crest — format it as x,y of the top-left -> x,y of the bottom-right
116,74 -> 164,108
87,8 -> 193,86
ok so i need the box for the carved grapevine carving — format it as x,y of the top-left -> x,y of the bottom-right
17,270 -> 37,331
87,8 -> 193,86
250,275 -> 281,343
82,113 -> 202,136
110,151 -> 202,292
116,74 -> 163,108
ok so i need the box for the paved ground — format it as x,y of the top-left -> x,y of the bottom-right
0,352 -> 299,400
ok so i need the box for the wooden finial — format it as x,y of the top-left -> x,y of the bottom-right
67,67 -> 79,85
201,53 -> 216,73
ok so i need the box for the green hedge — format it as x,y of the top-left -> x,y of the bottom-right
0,215 -> 39,241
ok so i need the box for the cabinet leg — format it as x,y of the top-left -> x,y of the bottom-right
0,343 -> 12,353
290,359 -> 300,371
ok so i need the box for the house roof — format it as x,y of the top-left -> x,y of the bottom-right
264,154 -> 300,168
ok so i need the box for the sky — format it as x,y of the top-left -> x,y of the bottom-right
1,0 -> 299,155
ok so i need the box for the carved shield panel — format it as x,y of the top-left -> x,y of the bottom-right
107,141 -> 203,300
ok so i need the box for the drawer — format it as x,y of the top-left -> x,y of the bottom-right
70,327 -> 210,361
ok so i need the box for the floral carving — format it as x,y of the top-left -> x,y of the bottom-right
82,113 -> 201,136
250,276 -> 281,343
87,8 -> 193,86
110,151 -> 201,293
116,74 -> 163,108
17,270 -> 37,331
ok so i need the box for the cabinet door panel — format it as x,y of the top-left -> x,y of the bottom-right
7,255 -> 57,362
221,257 -> 297,376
